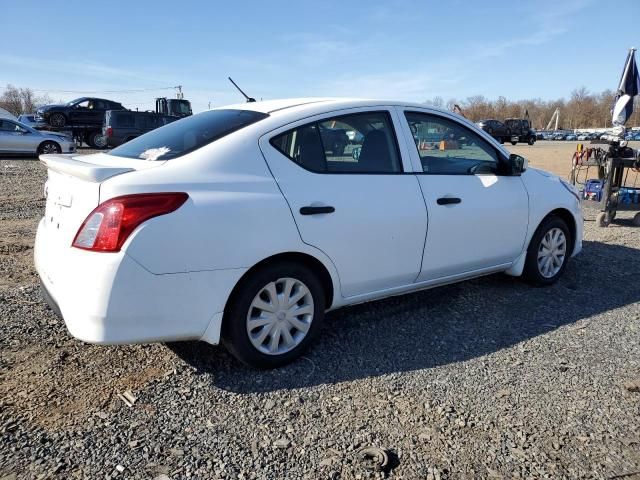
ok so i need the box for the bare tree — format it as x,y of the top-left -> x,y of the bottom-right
0,84 -> 53,116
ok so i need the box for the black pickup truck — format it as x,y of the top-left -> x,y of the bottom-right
103,110 -> 178,148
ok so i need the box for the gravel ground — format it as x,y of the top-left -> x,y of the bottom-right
1,155 -> 639,480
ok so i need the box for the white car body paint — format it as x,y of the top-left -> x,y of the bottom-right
34,98 -> 582,347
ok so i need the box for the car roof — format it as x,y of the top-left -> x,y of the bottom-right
216,97 -> 469,123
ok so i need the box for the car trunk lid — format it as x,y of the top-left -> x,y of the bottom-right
39,153 -> 162,248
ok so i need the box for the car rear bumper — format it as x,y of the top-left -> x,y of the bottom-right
34,218 -> 245,345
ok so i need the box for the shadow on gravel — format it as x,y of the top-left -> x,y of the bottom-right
169,240 -> 640,393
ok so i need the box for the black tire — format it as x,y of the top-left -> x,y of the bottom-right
222,262 -> 326,368
527,136 -> 535,145
522,215 -> 572,286
511,140 -> 518,145
87,131 -> 107,149
633,213 -> 640,227
37,141 -> 61,155
499,137 -> 505,144
49,113 -> 66,128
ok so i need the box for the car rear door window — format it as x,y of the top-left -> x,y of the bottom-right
270,111 -> 402,173
405,111 -> 499,175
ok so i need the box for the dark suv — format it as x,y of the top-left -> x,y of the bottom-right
476,119 -> 511,143
36,97 -> 124,128
103,110 -> 177,148
504,118 -> 536,145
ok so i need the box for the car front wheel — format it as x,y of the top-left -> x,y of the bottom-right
222,262 -> 325,368
522,215 -> 571,286
37,141 -> 61,154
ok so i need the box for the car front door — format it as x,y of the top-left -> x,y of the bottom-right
260,108 -> 428,298
399,109 -> 529,281
88,100 -> 107,125
0,120 -> 36,153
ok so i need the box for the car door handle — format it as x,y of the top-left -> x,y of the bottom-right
300,206 -> 335,215
437,197 -> 462,205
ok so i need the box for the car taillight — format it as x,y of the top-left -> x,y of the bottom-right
72,193 -> 188,252
105,127 -> 113,137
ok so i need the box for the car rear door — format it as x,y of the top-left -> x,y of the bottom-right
397,108 -> 529,281
259,107 -> 428,298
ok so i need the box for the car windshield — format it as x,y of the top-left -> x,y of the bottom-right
108,109 -> 269,161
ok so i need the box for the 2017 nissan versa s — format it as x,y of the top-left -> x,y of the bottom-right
35,99 -> 582,368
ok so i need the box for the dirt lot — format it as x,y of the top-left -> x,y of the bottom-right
1,142 -> 639,479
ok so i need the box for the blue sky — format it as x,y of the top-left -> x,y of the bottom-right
1,0 -> 638,112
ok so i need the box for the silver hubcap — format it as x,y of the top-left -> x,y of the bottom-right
93,134 -> 107,148
537,227 -> 567,278
246,277 -> 314,355
42,143 -> 58,154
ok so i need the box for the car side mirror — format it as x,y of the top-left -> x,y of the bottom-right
507,153 -> 527,175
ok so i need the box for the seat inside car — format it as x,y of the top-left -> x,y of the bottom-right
358,129 -> 394,172
298,128 -> 326,172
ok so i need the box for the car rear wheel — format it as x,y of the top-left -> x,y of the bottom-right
522,215 -> 571,286
511,140 -> 518,145
222,262 -> 325,368
87,131 -> 107,149
528,136 -> 535,145
37,141 -> 61,155
49,113 -> 66,128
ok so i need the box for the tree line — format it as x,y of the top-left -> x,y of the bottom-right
0,85 -> 54,117
426,87 -> 640,130
2,83 -> 639,130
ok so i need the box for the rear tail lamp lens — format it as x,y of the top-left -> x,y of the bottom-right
72,193 -> 188,252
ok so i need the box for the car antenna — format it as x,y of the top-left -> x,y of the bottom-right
228,77 -> 256,103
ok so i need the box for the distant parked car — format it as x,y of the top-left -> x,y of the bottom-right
577,133 -> 590,141
103,110 -> 178,148
476,119 -> 510,143
0,118 -> 75,155
565,134 -> 577,141
17,113 -> 44,128
36,97 -> 124,128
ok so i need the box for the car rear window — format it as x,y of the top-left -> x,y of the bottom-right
108,109 -> 269,161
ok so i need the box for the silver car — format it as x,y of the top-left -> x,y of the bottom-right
0,118 -> 76,155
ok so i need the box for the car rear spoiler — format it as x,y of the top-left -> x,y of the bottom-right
39,154 -> 134,182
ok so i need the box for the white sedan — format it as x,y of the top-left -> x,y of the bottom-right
35,99 -> 582,368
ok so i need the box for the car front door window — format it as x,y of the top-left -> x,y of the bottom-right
405,112 -> 499,175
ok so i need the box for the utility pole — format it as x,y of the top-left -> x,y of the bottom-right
176,85 -> 183,99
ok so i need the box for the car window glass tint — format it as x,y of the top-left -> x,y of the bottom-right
270,111 -> 402,173
405,112 -> 498,175
118,113 -> 135,128
108,109 -> 268,161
